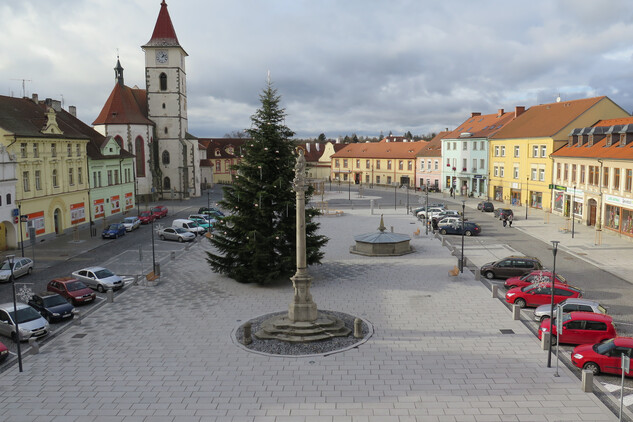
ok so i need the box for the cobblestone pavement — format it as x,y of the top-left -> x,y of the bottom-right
0,206 -> 623,422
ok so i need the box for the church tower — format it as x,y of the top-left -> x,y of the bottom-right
142,0 -> 199,198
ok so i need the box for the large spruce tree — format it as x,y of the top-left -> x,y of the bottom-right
206,82 -> 328,284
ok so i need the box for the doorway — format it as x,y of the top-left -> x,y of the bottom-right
54,209 -> 61,234
588,199 -> 597,226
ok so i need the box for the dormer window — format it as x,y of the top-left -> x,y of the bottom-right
214,149 -> 221,157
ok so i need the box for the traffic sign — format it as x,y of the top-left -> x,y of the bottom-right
20,215 -> 28,222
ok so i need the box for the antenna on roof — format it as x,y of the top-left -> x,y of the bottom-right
556,93 -> 561,103
11,78 -> 31,97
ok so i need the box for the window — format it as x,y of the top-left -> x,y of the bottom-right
93,172 -> 97,188
356,159 -> 360,168
462,159 -> 467,170
446,142 -> 450,150
611,167 -> 620,190
387,160 -> 391,170
97,172 -> 102,187
626,169 -> 632,192
386,176 -> 392,184
473,142 -> 478,151
531,168 -> 537,180
69,168 -> 74,185
494,146 -> 499,157
463,142 -> 467,150
572,164 -> 577,183
472,159 -> 477,170
434,160 -> 438,170
162,150 -> 170,165
5,194 -> 10,205
500,146 -> 505,157
20,143 -> 27,158
446,158 -> 450,167
580,165 -> 586,184
22,171 -> 30,192
563,164 -> 569,181
513,166 -> 519,179
67,143 -> 72,156
556,163 -> 561,180
603,167 -> 609,188
407,160 -> 412,171
78,168 -> 83,185
114,170 -> 119,185
494,166 -> 498,177
107,170 -> 113,186
35,170 -> 41,190
33,144 -> 39,158
532,145 -> 539,158
541,145 -> 547,157
163,176 -> 171,190
500,167 -> 505,177
514,146 -> 520,158
399,160 -> 403,170
366,160 -> 370,169
343,159 -> 348,168
335,159 -> 339,167
480,141 -> 485,150
51,143 -> 57,157
52,169 -> 58,187
76,144 -> 81,157
376,176 -> 380,184
216,161 -> 221,172
452,142 -> 456,150
164,127 -> 168,135
135,136 -> 145,177
159,72 -> 167,91
480,159 -> 484,169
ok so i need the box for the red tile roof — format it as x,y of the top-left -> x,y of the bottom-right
552,117 -> 633,160
144,1 -> 182,48
92,83 -> 154,126
417,131 -> 449,157
491,97 -> 608,139
198,138 -> 247,159
332,141 -> 426,159
445,110 -> 517,139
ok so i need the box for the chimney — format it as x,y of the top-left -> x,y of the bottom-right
497,109 -> 504,117
514,106 -> 526,118
306,143 -> 311,153
45,98 -> 62,112
69,105 -> 77,117
31,93 -> 39,103
471,112 -> 481,117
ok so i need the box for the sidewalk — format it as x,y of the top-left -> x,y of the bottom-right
0,199 -> 624,421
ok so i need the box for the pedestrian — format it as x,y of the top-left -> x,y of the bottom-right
449,186 -> 454,198
508,214 -> 513,227
502,215 -> 508,227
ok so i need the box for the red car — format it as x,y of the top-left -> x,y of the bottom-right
151,205 -> 168,219
139,210 -> 155,224
572,337 -> 633,376
539,312 -> 616,345
47,277 -> 96,306
0,340 -> 8,363
505,282 -> 582,308
504,271 -> 568,290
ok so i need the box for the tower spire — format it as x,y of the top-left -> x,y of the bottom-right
114,56 -> 124,86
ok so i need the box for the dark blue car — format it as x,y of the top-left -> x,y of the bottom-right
28,292 -> 74,323
438,221 -> 481,236
102,223 -> 126,239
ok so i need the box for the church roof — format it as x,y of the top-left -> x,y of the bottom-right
143,0 -> 185,52
92,83 -> 154,126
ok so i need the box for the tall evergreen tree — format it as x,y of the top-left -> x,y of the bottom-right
206,82 -> 328,284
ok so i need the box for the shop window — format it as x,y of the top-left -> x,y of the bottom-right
622,208 -> 633,236
606,205 -> 620,230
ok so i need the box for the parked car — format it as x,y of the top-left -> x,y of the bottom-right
198,206 -> 225,216
411,204 -> 445,215
480,256 -> 543,280
139,210 -> 155,224
417,207 -> 445,220
172,219 -> 206,236
572,337 -> 633,376
200,210 -> 225,220
539,312 -> 616,345
436,216 -> 464,226
533,298 -> 608,322
102,223 -> 126,239
188,215 -> 214,231
0,257 -> 34,282
122,216 -> 141,231
504,270 -> 568,290
151,205 -> 168,219
478,201 -> 494,212
47,278 -> 96,305
505,282 -> 583,308
71,267 -> 124,292
438,221 -> 481,236
158,227 -> 196,242
0,340 -> 8,363
494,208 -> 514,220
28,292 -> 75,323
0,302 -> 49,341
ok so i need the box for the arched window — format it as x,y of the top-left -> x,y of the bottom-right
162,150 -> 170,165
114,135 -> 124,150
135,136 -> 145,177
159,73 -> 167,91
6,194 -> 11,205
163,177 -> 171,190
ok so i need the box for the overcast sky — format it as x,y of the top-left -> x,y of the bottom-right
2,0 -> 633,139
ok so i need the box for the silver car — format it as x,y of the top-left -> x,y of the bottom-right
0,302 -> 49,341
533,298 -> 608,322
71,267 -> 124,292
122,216 -> 141,232
158,227 -> 196,242
0,257 -> 34,282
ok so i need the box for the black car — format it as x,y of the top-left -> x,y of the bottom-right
438,221 -> 481,236
28,292 -> 75,323
478,201 -> 494,212
494,208 -> 513,219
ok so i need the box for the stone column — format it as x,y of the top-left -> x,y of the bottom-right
288,148 -> 318,322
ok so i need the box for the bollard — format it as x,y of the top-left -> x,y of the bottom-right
107,289 -> 114,303
512,304 -> 521,320
28,338 -> 39,354
171,251 -> 176,260
75,310 -> 81,325
243,322 -> 252,345
390,226 -> 394,233
354,318 -> 363,338
541,331 -> 550,350
581,369 -> 593,392
491,285 -> 498,298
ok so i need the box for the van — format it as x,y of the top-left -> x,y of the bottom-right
172,219 -> 206,236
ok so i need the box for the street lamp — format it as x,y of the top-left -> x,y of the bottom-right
17,203 -> 24,257
547,240 -> 560,368
460,200 -> 466,273
151,218 -> 157,275
394,182 -> 397,210
526,177 -> 529,220
572,185 -> 576,238
425,181 -> 429,235
207,188 -> 211,211
348,172 -> 351,201
7,255 -> 23,372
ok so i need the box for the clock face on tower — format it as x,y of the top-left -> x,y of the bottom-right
156,50 -> 168,64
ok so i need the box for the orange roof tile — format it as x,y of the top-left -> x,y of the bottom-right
332,141 -> 426,159
594,116 -> 633,127
144,1 -> 182,49
92,83 -> 154,126
417,131 -> 449,157
491,97 -> 607,139
552,118 -> 633,160
445,110 -> 518,139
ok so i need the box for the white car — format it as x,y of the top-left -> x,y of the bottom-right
71,267 -> 124,293
436,216 -> 463,226
0,302 -> 49,341
122,216 -> 141,232
417,207 -> 444,220
0,257 -> 34,282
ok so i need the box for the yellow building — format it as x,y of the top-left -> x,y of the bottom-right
488,97 -> 629,211
0,95 -> 90,249
331,139 -> 426,188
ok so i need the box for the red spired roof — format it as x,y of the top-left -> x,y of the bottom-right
93,83 -> 154,126
144,1 -> 182,48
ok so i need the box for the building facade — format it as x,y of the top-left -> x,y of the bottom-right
415,132 -> 445,191
0,143 -> 17,250
199,138 -> 245,185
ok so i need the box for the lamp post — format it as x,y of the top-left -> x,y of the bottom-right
572,185 -> 576,238
151,218 -> 157,275
17,203 -> 25,257
547,240 -> 560,368
460,200 -> 466,273
7,255 -> 23,372
425,180 -> 429,235
406,181 -> 409,213
348,172 -> 351,201
207,188 -> 211,211
394,182 -> 397,210
526,177 -> 529,220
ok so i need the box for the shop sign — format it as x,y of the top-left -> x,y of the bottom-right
70,202 -> 86,225
549,184 -> 567,191
605,195 -> 633,207
473,175 -> 483,179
